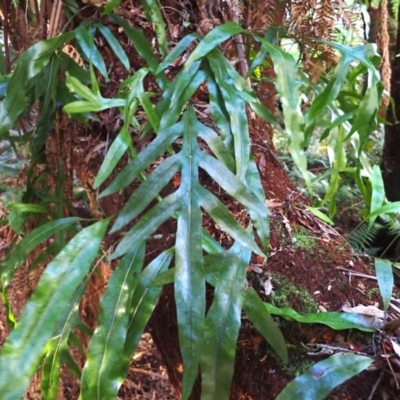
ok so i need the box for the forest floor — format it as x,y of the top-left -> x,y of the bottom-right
1,203 -> 400,399
0,34 -> 398,396
1,145 -> 400,399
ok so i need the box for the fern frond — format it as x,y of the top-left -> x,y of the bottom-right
347,217 -> 400,256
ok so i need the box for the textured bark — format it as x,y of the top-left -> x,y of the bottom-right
382,3 -> 400,200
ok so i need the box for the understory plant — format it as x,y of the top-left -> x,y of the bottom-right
0,2 -> 385,399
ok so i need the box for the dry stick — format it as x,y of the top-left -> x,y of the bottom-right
234,33 -> 249,85
130,368 -> 168,380
0,224 -> 9,234
47,0 -> 57,39
336,267 -> 377,281
39,0 -> 48,40
367,370 -> 384,400
382,340 -> 399,390
0,242 -> 10,252
227,6 -> 255,121
1,0 -> 11,73
47,0 -> 63,39
31,0 -> 40,28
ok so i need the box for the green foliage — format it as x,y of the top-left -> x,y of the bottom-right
0,3 -> 385,400
375,258 -> 393,311
0,219 -> 109,400
347,166 -> 397,314
200,240 -> 251,399
0,15 -> 275,400
265,304 -> 375,332
277,353 -> 373,400
346,219 -> 388,254
0,33 -> 74,137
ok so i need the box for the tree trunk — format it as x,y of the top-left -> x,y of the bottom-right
382,3 -> 400,201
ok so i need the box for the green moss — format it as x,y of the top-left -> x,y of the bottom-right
280,348 -> 314,377
291,226 -> 318,254
269,275 -> 318,314
365,287 -> 380,301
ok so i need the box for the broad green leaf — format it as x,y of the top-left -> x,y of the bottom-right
0,217 -> 82,286
265,304 -> 375,332
142,0 -> 168,57
350,84 -> 381,140
244,94 -> 277,124
0,75 -> 9,98
247,42 -> 268,78
41,338 -> 65,399
63,100 -> 103,113
375,258 -> 393,312
9,203 -> 48,213
65,74 -> 99,102
326,42 -> 380,81
246,206 -> 270,255
175,109 -> 204,400
75,25 -> 109,81
245,156 -> 266,203
206,72 -> 232,148
0,33 -> 74,136
111,154 -> 181,232
108,14 -> 169,90
120,68 -> 148,130
106,250 -> 172,395
125,248 -> 173,355
118,67 -> 149,95
244,157 -> 270,251
74,97 -> 126,112
96,24 -> 130,70
149,252 -> 230,287
306,207 -> 334,225
99,121 -> 184,197
202,228 -> 225,254
102,0 -> 121,14
208,52 -> 250,180
157,33 -> 199,73
40,55 -> 60,117
8,208 -> 26,234
255,37 -> 310,190
197,184 -> 263,255
369,165 -> 385,226
307,56 -> 351,124
157,61 -> 204,130
368,201 -> 400,218
201,240 -> 250,400
323,125 -> 347,214
209,48 -> 276,126
138,92 -> 160,132
244,288 -> 288,363
90,62 -> 101,95
195,117 -> 235,171
197,151 -> 269,252
63,71 -> 126,113
41,275 -> 92,400
94,68 -> 149,189
93,127 -> 131,189
110,191 -> 182,260
185,22 -> 243,65
81,243 -> 145,399
0,219 -> 109,400
276,353 -> 373,400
